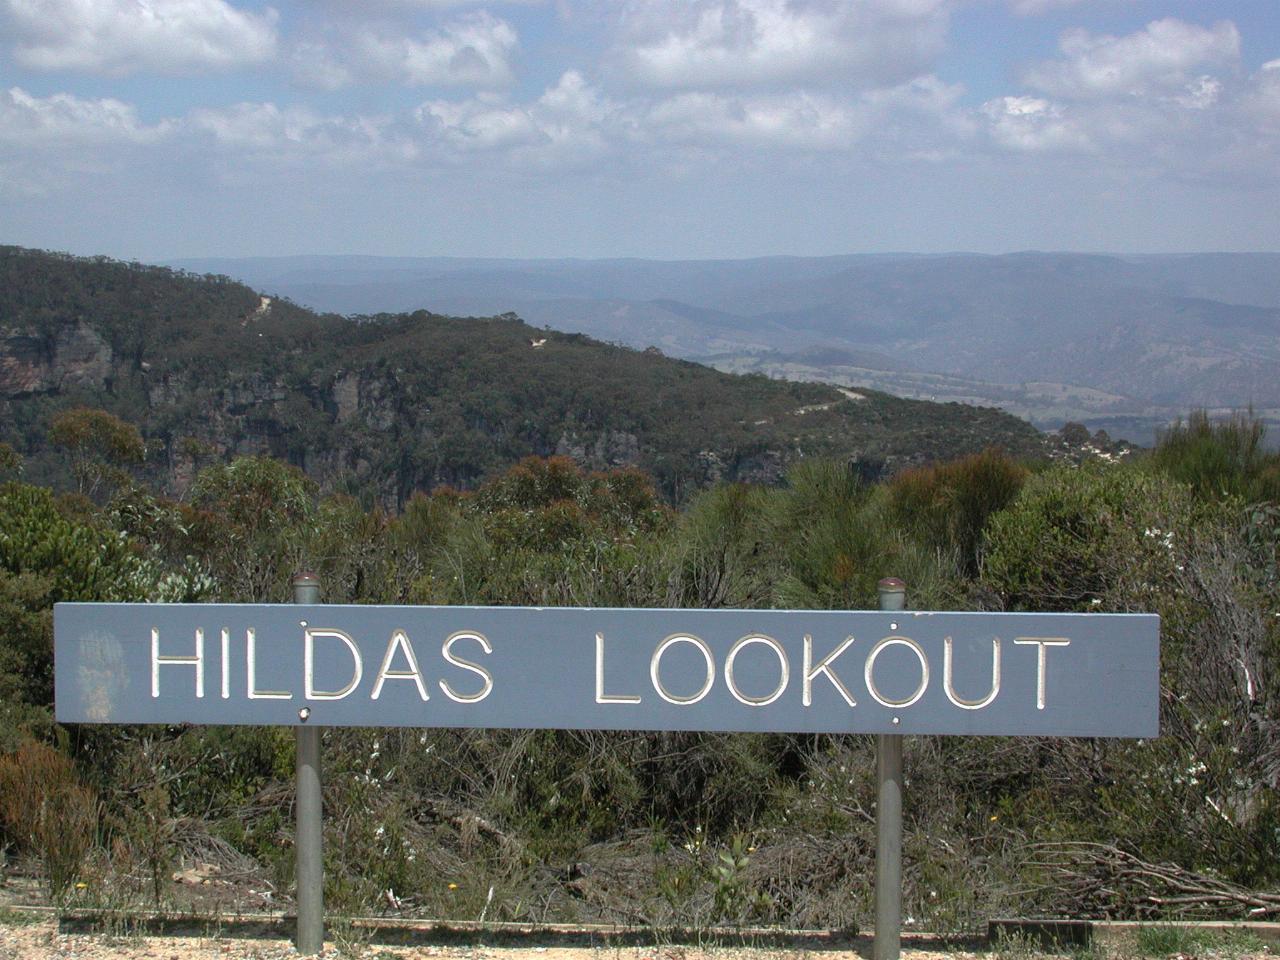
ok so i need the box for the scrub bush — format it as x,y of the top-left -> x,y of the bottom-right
1150,410 -> 1280,503
887,448 -> 1028,576
0,739 -> 99,897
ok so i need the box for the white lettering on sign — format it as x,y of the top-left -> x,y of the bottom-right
724,634 -> 789,706
864,635 -> 930,708
802,634 -> 858,707
151,627 -> 204,699
138,621 -> 1088,719
371,630 -> 429,701
943,636 -> 1001,710
1013,637 -> 1071,709
651,634 -> 715,705
595,633 -> 642,705
439,631 -> 494,703
304,628 -> 363,700
248,627 -> 292,700
220,629 -> 231,699
596,632 -> 1043,713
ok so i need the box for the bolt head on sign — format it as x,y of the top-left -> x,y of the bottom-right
54,603 -> 1159,737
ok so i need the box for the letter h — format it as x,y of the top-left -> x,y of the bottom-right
151,627 -> 204,698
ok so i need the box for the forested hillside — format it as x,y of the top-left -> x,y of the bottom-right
0,247 -> 1043,503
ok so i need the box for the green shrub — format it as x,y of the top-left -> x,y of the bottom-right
1150,410 -> 1280,503
0,483 -> 163,603
187,456 -> 318,601
47,407 -> 145,502
981,464 -> 1208,612
665,482 -> 778,608
887,448 -> 1028,576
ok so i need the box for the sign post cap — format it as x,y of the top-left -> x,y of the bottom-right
292,572 -> 322,604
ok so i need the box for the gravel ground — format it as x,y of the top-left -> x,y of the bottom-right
0,917 -> 993,960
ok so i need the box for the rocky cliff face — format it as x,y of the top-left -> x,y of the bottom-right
0,324 -> 650,501
0,322 -> 113,396
555,430 -> 641,471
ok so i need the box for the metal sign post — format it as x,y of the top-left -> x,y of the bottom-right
292,573 -> 324,956
875,578 -> 906,960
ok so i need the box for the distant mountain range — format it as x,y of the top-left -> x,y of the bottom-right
171,252 -> 1280,445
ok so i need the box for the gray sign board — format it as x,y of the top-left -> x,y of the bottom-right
54,603 -> 1159,737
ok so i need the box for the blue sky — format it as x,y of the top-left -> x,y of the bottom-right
2,0 -> 1278,260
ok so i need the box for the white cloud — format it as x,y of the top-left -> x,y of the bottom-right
1022,18 -> 1240,99
1236,61 -> 1280,136
0,86 -> 171,144
292,12 -> 517,89
290,41 -> 356,91
614,0 -> 949,90
980,95 -> 1090,152
1175,75 -> 1221,110
416,70 -> 618,163
973,17 -> 1280,176
976,29 -> 1280,186
417,95 -> 544,150
188,101 -> 419,166
414,69 -> 969,160
0,86 -> 175,198
1008,0 -> 1135,15
2,0 -> 278,76
538,69 -> 612,123
645,90 -> 862,148
188,102 -> 319,151
636,74 -> 970,153
310,0 -> 539,9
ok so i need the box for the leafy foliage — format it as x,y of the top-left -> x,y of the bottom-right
1150,409 -> 1280,503
887,448 -> 1029,576
48,406 -> 144,500
981,464 -> 1205,612
0,739 -> 98,897
0,483 -> 162,604
186,456 -> 318,601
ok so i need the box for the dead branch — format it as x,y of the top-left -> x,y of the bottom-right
1024,841 -> 1280,918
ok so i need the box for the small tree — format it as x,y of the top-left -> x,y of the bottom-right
47,407 -> 144,500
0,442 -> 21,479
188,456 -> 318,601
887,448 -> 1028,577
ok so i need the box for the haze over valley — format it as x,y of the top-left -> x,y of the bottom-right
172,251 -> 1280,446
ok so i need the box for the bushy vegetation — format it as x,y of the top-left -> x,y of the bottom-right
1151,410 -> 1280,503
0,407 -> 1277,933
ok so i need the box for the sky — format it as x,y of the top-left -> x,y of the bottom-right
1,0 -> 1278,260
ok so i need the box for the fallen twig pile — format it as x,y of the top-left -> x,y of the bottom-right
1026,842 -> 1280,918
